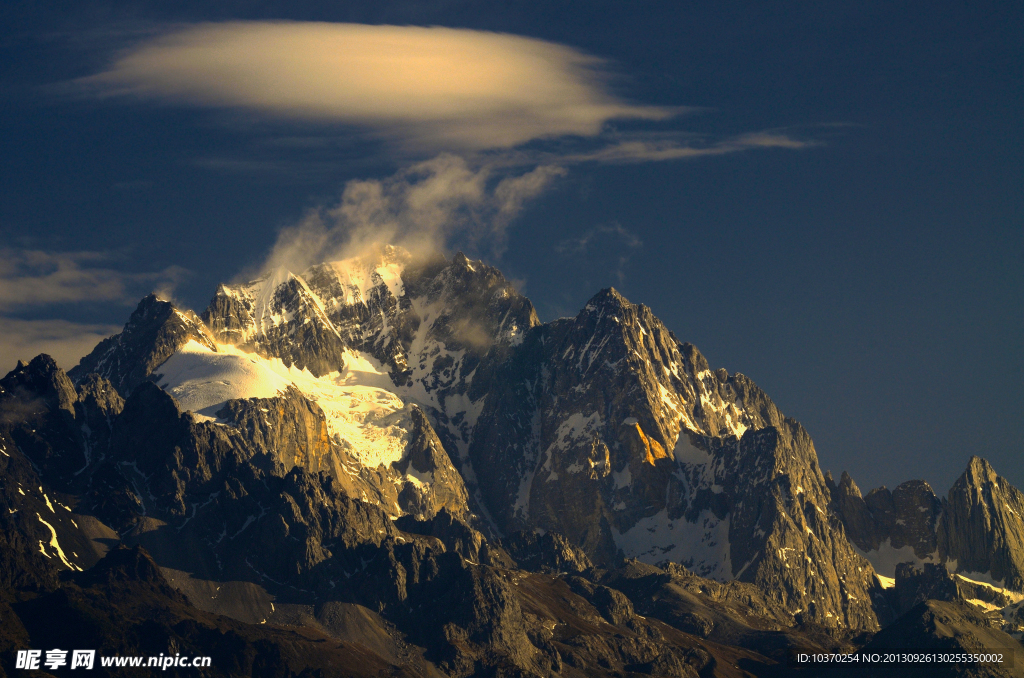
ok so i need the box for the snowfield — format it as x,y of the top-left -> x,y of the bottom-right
155,341 -> 291,419
155,340 -> 414,468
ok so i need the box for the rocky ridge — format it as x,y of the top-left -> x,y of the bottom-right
70,294 -> 216,397
831,458 -> 1024,592
940,457 -> 1024,591
3,245 -> 1023,676
65,290 -> 472,525
465,286 -> 880,629
197,251 -> 885,628
2,357 -> 802,676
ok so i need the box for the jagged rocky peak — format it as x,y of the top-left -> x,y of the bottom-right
1,355 -> 88,489
1,353 -> 79,418
69,293 -> 216,396
957,455 -> 1000,489
831,471 -> 942,560
203,264 -> 351,377
201,245 -> 539,380
467,285 -> 880,629
576,286 -> 787,442
832,456 -> 1024,600
939,456 -> 1024,590
467,283 -> 790,537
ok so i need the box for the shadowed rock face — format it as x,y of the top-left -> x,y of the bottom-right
891,562 -> 961,616
216,386 -> 339,477
830,472 -> 880,549
830,472 -> 942,559
392,407 -> 470,520
501,530 -> 594,574
1,354 -> 85,488
75,372 -> 125,460
0,428 -> 69,592
892,481 -> 943,555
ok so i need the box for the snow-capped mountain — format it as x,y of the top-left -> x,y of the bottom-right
66,246 -> 881,628
197,246 -> 537,519
62,245 -> 1024,632
4,244 -> 1024,677
70,293 -> 471,525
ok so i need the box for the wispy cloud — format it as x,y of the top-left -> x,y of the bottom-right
0,249 -> 189,311
556,223 -> 643,283
0,318 -> 120,372
71,21 -> 820,282
534,131 -> 816,165
262,154 -> 566,273
255,127 -> 815,276
78,21 -> 676,152
556,223 -> 643,253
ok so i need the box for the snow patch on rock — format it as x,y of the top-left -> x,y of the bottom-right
853,538 -> 939,577
614,508 -> 732,581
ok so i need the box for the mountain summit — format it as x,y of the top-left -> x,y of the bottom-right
3,245 -> 1022,677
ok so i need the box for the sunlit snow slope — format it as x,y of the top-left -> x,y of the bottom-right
155,340 -> 414,468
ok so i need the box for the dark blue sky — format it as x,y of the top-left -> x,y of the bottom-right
2,1 -> 1021,494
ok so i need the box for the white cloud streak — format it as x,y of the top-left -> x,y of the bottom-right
550,132 -> 816,164
80,21 -> 674,151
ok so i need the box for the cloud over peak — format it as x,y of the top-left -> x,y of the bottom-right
81,21 -> 673,151
262,154 -> 565,274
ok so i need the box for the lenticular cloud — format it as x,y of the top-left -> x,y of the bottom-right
81,21 -> 672,150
